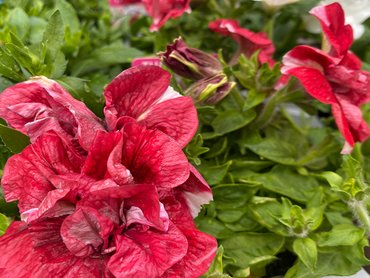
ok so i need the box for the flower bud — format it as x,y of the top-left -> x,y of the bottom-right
185,73 -> 235,104
159,37 -> 223,80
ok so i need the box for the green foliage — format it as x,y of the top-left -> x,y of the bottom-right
0,0 -> 370,277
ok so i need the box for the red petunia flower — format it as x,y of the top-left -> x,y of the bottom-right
209,18 -> 275,67
142,0 -> 191,32
281,3 -> 370,153
0,65 -> 216,276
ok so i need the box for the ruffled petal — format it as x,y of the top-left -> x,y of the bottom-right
282,66 -> 336,104
177,165 -> 213,218
1,132 -> 83,214
0,77 -> 104,151
107,222 -> 188,278
104,66 -> 171,129
310,2 -> 353,57
61,207 -> 115,257
104,66 -> 197,146
108,120 -> 190,188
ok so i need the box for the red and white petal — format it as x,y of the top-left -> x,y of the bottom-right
139,93 -> 198,147
61,207 -> 115,257
163,228 -> 217,278
0,77 -> 103,150
112,120 -> 190,188
1,133 -> 83,214
142,0 -> 191,32
282,65 -> 336,104
177,165 -> 213,218
82,130 -> 122,180
107,222 -> 188,278
104,66 -> 171,130
310,2 -> 353,57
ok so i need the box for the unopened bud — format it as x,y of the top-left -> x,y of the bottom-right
185,73 -> 235,104
159,37 -> 223,80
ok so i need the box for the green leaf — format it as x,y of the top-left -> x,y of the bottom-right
42,10 -> 65,58
197,162 -> 232,185
71,42 -> 144,76
195,216 -> 234,239
0,48 -> 24,81
286,238 -> 369,278
211,110 -> 256,136
252,166 -> 319,202
202,246 -> 231,278
316,224 -> 365,247
213,183 -> 259,210
42,10 -> 65,76
0,213 -> 10,236
29,16 -> 47,45
55,0 -> 80,34
249,198 -> 289,236
221,232 -> 285,269
5,42 -> 34,76
245,138 -> 297,165
320,171 -> 343,190
243,88 -> 267,111
293,237 -> 317,270
0,124 -> 30,153
8,7 -> 30,39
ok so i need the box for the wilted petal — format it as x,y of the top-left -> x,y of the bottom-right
160,37 -> 223,80
107,222 -> 188,277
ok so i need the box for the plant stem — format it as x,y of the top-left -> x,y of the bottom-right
350,200 -> 370,235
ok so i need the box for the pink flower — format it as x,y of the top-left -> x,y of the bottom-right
282,3 -> 370,153
209,18 -> 275,67
142,0 -> 191,32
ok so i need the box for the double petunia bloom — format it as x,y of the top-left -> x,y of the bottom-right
0,65 -> 217,277
282,3 -> 370,153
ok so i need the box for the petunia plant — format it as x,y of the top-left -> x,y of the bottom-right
1,0 -> 370,277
